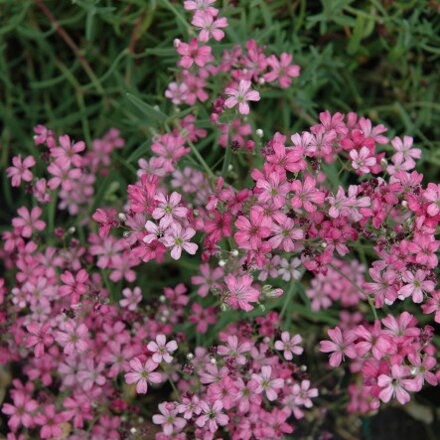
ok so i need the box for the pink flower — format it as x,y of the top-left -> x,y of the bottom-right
224,273 -> 259,312
398,269 -> 435,303
7,155 -> 35,187
47,158 -> 82,191
119,286 -> 142,311
147,334 -> 178,364
55,321 -> 89,355
255,171 -> 290,208
320,326 -> 357,367
290,380 -> 319,408
391,136 -> 421,167
125,357 -> 162,394
195,400 -> 229,433
162,223 -> 198,260
12,207 -> 46,238
408,235 -> 439,268
51,134 -> 85,167
290,176 -> 325,212
153,402 -> 187,436
92,207 -> 118,238
381,312 -> 420,340
354,322 -> 391,360
184,0 -> 218,15
217,335 -> 251,365
35,405 -> 67,439
274,331 -> 303,360
252,365 -> 284,401
349,147 -> 376,174
25,322 -> 53,358
268,212 -> 304,252
176,38 -> 213,68
422,290 -> 440,323
192,13 -> 228,42
234,205 -> 272,250
152,192 -> 188,228
378,365 -> 420,405
189,303 -> 217,332
2,391 -> 38,432
191,263 -> 224,297
264,53 -> 300,88
423,183 -> 440,217
59,268 -> 89,304
224,80 -> 260,115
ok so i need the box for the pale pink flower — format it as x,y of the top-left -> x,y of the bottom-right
192,13 -> 228,42
217,335 -> 251,365
153,192 -> 188,228
398,269 -> 435,303
195,400 -> 229,432
119,286 -> 142,311
162,223 -> 198,260
391,135 -> 421,167
252,365 -> 284,401
349,147 -> 376,174
378,365 -> 420,405
147,334 -> 178,364
55,321 -> 89,355
125,358 -> 162,394
153,402 -> 187,436
184,0 -> 218,15
224,80 -> 260,115
274,332 -> 303,360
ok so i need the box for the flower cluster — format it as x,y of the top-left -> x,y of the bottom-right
1,0 -> 439,439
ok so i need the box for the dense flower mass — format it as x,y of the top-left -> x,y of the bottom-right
0,1 -> 439,439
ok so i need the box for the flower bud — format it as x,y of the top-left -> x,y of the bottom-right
256,128 -> 264,138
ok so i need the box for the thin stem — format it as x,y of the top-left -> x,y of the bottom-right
280,280 -> 297,320
33,0 -> 105,96
329,263 -> 379,321
182,132 -> 215,180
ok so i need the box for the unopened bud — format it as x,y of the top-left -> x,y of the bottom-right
401,200 -> 408,208
173,38 -> 181,47
256,129 -> 263,138
258,77 -> 265,85
231,249 -> 239,257
380,158 -> 388,167
218,259 -> 226,267
159,295 -> 166,303
118,212 -> 126,222
187,353 -> 194,360
67,226 -> 76,235
210,357 -> 217,364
